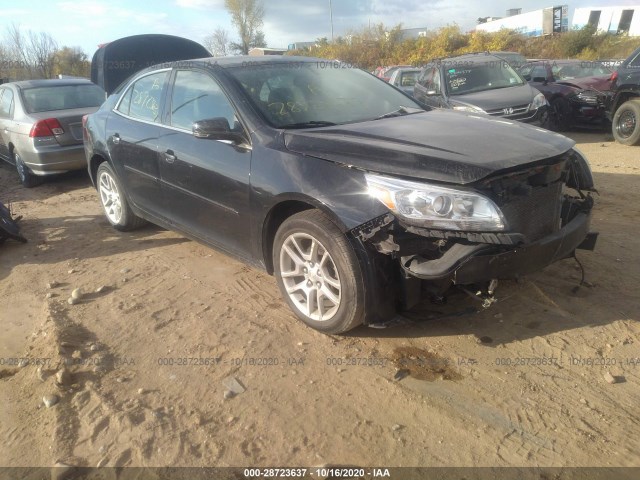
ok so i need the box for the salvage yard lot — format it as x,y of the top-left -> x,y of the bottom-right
0,131 -> 639,468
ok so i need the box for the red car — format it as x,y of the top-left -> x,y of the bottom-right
518,60 -> 613,131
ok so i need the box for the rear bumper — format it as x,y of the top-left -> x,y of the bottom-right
21,143 -> 87,175
402,211 -> 597,284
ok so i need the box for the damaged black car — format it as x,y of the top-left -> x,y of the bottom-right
84,56 -> 597,334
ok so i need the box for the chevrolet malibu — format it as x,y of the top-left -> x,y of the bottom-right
83,56 -> 598,334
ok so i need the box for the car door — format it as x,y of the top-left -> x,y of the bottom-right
158,68 -> 252,256
0,88 -> 14,160
109,69 -> 170,218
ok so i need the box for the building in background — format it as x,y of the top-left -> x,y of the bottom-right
476,6 -> 569,36
398,27 -> 430,41
288,42 -> 317,51
573,6 -> 640,35
248,47 -> 287,56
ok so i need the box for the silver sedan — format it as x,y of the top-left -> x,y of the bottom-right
0,78 -> 105,187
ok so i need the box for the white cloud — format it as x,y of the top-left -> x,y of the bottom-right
175,0 -> 224,9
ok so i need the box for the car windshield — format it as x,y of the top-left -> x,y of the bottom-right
226,62 -> 423,128
22,84 -> 106,113
445,62 -> 525,96
552,63 -> 611,79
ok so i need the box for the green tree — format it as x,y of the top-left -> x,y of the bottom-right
225,0 -> 266,55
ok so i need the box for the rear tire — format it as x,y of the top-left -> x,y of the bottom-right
96,162 -> 146,231
14,152 -> 44,188
273,210 -> 365,334
612,99 -> 640,146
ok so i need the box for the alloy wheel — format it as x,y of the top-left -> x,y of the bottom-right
279,233 -> 341,321
98,171 -> 123,224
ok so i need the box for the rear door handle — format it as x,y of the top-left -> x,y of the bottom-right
164,150 -> 176,163
112,134 -> 120,145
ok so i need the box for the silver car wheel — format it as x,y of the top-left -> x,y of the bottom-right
98,170 -> 123,225
279,233 -> 341,321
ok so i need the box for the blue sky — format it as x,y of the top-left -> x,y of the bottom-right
1,0 -> 638,56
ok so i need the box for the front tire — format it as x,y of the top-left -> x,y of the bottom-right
273,210 -> 365,334
548,97 -> 571,131
15,152 -> 43,188
96,162 -> 146,231
612,99 -> 640,146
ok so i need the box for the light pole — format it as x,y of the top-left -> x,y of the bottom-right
329,0 -> 334,41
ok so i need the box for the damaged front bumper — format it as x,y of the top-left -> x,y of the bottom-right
401,211 -> 597,284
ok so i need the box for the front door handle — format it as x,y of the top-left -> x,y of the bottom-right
164,150 -> 176,163
112,134 -> 120,145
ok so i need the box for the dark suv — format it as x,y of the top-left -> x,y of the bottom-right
84,53 -> 597,334
413,53 -> 548,124
608,45 -> 640,145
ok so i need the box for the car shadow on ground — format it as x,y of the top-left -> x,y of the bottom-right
0,163 -> 92,201
0,215 -> 188,283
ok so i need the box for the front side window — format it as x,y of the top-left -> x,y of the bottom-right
0,89 -> 13,119
170,70 -> 237,131
119,71 -> 169,122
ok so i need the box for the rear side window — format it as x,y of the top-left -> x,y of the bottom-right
119,71 -> 169,123
629,49 -> 640,67
0,89 -> 13,119
21,84 -> 105,113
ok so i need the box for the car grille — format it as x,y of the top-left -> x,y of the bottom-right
486,104 -> 530,119
500,181 -> 563,243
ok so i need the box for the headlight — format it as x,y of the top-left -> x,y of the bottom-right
365,173 -> 507,231
531,92 -> 548,110
452,102 -> 486,114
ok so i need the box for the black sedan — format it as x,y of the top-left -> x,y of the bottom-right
84,56 -> 598,334
519,60 -> 613,131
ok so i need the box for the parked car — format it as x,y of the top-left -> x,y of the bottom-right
84,55 -> 597,334
413,53 -> 548,124
518,60 -> 613,131
376,65 -> 412,82
388,68 -> 421,95
607,45 -> 640,145
0,79 -> 106,187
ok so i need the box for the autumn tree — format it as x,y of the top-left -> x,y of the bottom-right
224,0 -> 267,54
53,46 -> 90,78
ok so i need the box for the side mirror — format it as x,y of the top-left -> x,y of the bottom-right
192,117 -> 244,144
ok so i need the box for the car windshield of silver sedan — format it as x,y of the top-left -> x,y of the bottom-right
22,84 -> 106,113
226,62 -> 424,128
446,63 -> 525,96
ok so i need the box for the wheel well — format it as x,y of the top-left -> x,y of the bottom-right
262,201 -> 316,274
615,92 -> 640,112
89,154 -> 108,185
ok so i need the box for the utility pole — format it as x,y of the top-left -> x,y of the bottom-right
329,0 -> 334,41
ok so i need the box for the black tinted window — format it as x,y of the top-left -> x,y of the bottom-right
124,71 -> 169,122
21,84 -> 105,113
170,70 -> 237,130
0,89 -> 13,119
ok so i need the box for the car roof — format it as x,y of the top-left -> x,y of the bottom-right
7,78 -> 96,89
427,52 -> 508,66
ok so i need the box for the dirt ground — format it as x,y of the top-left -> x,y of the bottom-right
0,130 -> 639,471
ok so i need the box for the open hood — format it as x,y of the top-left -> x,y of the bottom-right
283,110 -> 575,185
91,34 -> 211,95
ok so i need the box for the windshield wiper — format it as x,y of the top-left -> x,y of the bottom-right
279,121 -> 337,129
374,106 -> 424,120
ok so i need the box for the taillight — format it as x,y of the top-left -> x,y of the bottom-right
610,71 -> 618,83
30,118 -> 64,138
